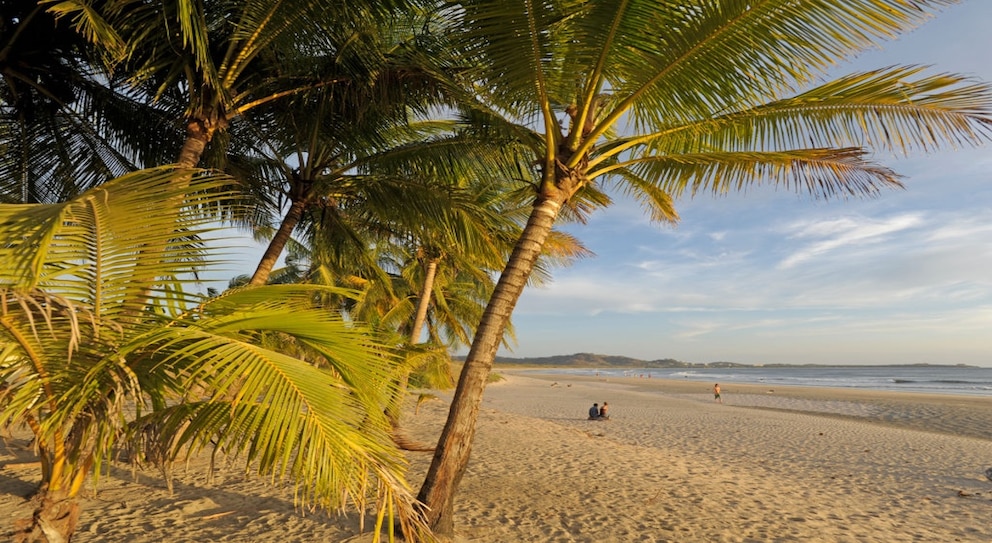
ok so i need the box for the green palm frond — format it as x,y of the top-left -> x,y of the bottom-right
454,0 -> 987,183
525,229 -> 595,288
732,67 -> 992,154
605,169 -> 679,224
450,0 -> 566,122
598,0 -> 960,130
116,286 -> 406,511
0,167 -> 237,302
628,147 -> 902,199
1,169 -> 426,536
187,285 -> 396,395
583,66 -> 992,202
43,0 -> 127,61
595,66 -> 992,166
396,343 -> 454,391
0,290 -> 84,425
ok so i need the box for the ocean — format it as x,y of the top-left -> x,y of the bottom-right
525,365 -> 992,397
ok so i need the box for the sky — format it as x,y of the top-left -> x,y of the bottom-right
494,2 -> 992,367
219,2 -> 992,368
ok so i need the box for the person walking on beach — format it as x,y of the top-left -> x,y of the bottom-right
714,383 -> 722,403
588,402 -> 600,419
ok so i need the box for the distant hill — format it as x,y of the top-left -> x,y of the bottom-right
463,353 -> 977,369
485,352 -> 749,368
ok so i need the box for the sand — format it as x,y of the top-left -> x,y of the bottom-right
3,370 -> 991,542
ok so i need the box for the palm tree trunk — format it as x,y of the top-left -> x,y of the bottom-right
13,489 -> 80,543
176,118 -> 209,169
416,193 -> 565,536
410,258 -> 439,344
386,257 -> 440,426
248,198 -> 307,286
176,112 -> 227,169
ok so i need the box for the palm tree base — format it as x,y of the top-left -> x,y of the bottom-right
12,489 -> 80,543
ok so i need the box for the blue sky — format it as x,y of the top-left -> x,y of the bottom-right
496,2 -> 992,367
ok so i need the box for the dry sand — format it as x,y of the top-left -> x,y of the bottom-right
3,370 -> 991,542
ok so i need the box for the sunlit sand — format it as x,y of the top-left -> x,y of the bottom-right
3,372 -> 991,542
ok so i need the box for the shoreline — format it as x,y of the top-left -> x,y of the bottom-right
503,371 -> 992,441
503,364 -> 992,397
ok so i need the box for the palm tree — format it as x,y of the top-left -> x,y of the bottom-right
363,174 -> 527,422
0,0 -> 178,203
0,168 -> 429,542
48,0 -> 424,171
243,158 -> 541,421
416,0 -> 992,535
233,116 -> 474,288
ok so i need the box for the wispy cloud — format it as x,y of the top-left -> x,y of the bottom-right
776,213 -> 925,270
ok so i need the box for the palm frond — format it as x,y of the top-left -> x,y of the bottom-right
733,67 -> 992,155
628,147 -> 903,200
609,0 -> 961,129
1,169 -> 427,535
0,168 -> 238,306
118,287 -> 408,512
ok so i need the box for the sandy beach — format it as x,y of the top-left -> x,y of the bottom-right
3,370 -> 991,542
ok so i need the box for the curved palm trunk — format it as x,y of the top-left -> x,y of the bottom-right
249,198 -> 307,286
386,257 -> 440,427
416,194 -> 565,535
409,258 -> 439,344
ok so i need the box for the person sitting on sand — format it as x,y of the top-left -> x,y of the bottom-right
598,401 -> 610,420
588,402 -> 600,420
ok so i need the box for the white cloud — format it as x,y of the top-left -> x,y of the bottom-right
776,213 -> 925,269
925,214 -> 992,242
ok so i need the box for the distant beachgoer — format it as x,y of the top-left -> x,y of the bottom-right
714,383 -> 722,403
588,403 -> 600,419
599,402 -> 610,419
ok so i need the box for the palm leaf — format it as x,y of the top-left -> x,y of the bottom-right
627,147 -> 903,199
1,169 -> 427,536
0,167 -> 236,303
118,288 -> 408,512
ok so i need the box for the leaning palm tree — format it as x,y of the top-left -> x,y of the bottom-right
0,168 -> 430,542
233,116 -> 477,288
417,0 -> 992,535
177,0 -> 473,288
